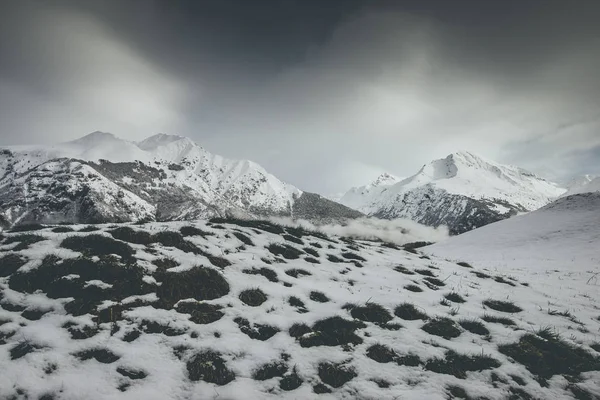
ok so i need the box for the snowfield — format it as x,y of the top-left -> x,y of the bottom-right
0,211 -> 599,399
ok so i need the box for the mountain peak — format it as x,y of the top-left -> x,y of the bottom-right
67,131 -> 118,145
371,172 -> 400,187
137,133 -> 191,151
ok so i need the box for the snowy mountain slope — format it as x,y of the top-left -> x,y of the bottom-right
424,192 -> 600,272
562,175 -> 600,197
339,152 -> 566,234
0,133 -> 361,226
0,220 -> 598,399
338,173 -> 401,212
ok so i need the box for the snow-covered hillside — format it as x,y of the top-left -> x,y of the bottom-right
337,173 -> 401,212
339,152 -> 566,234
0,219 -> 598,399
0,132 -> 362,226
562,175 -> 600,197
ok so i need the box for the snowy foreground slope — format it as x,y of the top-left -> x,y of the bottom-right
0,132 -> 361,227
339,152 -> 565,235
1,219 -> 599,399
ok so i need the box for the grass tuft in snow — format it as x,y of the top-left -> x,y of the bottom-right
423,276 -> 446,287
252,361 -> 288,380
280,367 -> 303,391
10,341 -> 43,360
483,299 -> 523,313
394,265 -> 415,275
349,302 -> 393,325
366,344 -> 396,363
0,253 -> 28,277
288,296 -> 308,313
61,234 -> 135,260
283,234 -> 304,245
157,266 -> 229,308
210,217 -> 285,235
232,231 -> 253,246
498,333 -> 600,382
78,225 -> 100,232
117,367 -> 147,380
421,317 -> 462,339
180,225 -> 213,238
242,267 -> 278,282
341,252 -> 366,261
9,224 -> 46,232
302,247 -> 319,257
234,317 -> 279,341
458,319 -> 490,336
424,350 -> 501,379
318,362 -> 357,388
327,254 -> 344,263
482,314 -> 516,326
176,302 -> 224,324
313,383 -> 332,394
285,268 -> 311,278
51,226 -> 74,233
109,227 -> 153,244
444,292 -> 466,303
395,303 -> 428,320
289,323 -> 312,338
305,256 -> 320,264
456,261 -> 473,268
239,288 -> 268,306
415,268 -> 436,277
186,350 -> 236,385
74,348 -> 120,364
405,284 -> 423,292
4,234 -> 46,251
298,316 -> 365,348
267,243 -> 304,259
309,291 -> 330,303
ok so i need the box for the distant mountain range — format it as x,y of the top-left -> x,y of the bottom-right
338,151 -> 566,234
0,132 -> 361,227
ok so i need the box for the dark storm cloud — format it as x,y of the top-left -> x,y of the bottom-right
0,0 -> 599,192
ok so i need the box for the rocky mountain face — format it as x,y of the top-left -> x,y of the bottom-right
0,132 -> 361,227
339,151 -> 565,235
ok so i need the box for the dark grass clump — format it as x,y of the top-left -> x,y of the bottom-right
310,242 -> 323,249
372,379 -> 390,388
404,241 -> 433,250
109,227 -> 153,245
21,308 -> 51,321
298,316 -> 365,348
444,292 -> 466,303
366,344 -> 396,363
303,247 -> 319,257
79,225 -> 100,232
341,252 -> 366,261
494,275 -> 517,287
280,368 -> 303,391
267,243 -> 304,260
10,341 -> 43,360
239,288 -> 268,306
75,348 -> 120,364
152,257 -> 179,270
210,217 -> 285,235
327,254 -> 344,263
152,231 -> 201,253
0,330 -> 16,345
234,317 -> 279,341
232,231 -> 254,246
180,226 -> 213,238
176,302 -> 224,324
285,268 -> 312,278
422,317 -> 462,339
350,302 -> 393,324
289,323 -> 312,338
415,268 -> 436,277
423,276 -> 446,287
394,265 -> 415,275
425,350 -> 501,379
305,257 -> 320,264
591,343 -> 600,353
140,319 -> 186,336
4,234 -> 46,251
157,266 -> 230,308
117,367 -> 147,380
242,267 -> 278,282
309,291 -> 329,303
318,362 -> 357,388
51,226 -> 74,233
396,354 -> 422,366
470,270 -> 491,279
482,314 -> 516,326
483,299 -> 523,313
447,385 -> 471,399
252,361 -> 288,380
122,329 -> 141,343
288,296 -> 308,313
187,350 -> 235,385
9,224 -> 46,232
459,319 -> 490,335
61,234 -> 135,260
313,383 -> 332,394
456,261 -> 473,268
395,303 -> 428,321
405,284 -> 423,292
0,253 -> 28,277
66,324 -> 99,340
283,234 -> 304,245
498,333 -> 600,381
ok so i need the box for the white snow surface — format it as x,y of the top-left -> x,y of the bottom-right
0,215 -> 599,400
339,151 -> 566,215
562,175 -> 600,197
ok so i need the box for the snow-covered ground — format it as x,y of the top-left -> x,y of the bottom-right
0,213 -> 599,399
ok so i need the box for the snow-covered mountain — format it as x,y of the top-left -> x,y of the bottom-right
339,151 -> 566,234
0,132 -> 361,227
562,174 -> 600,197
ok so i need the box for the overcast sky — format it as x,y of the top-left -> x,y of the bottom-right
1,0 -> 599,193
